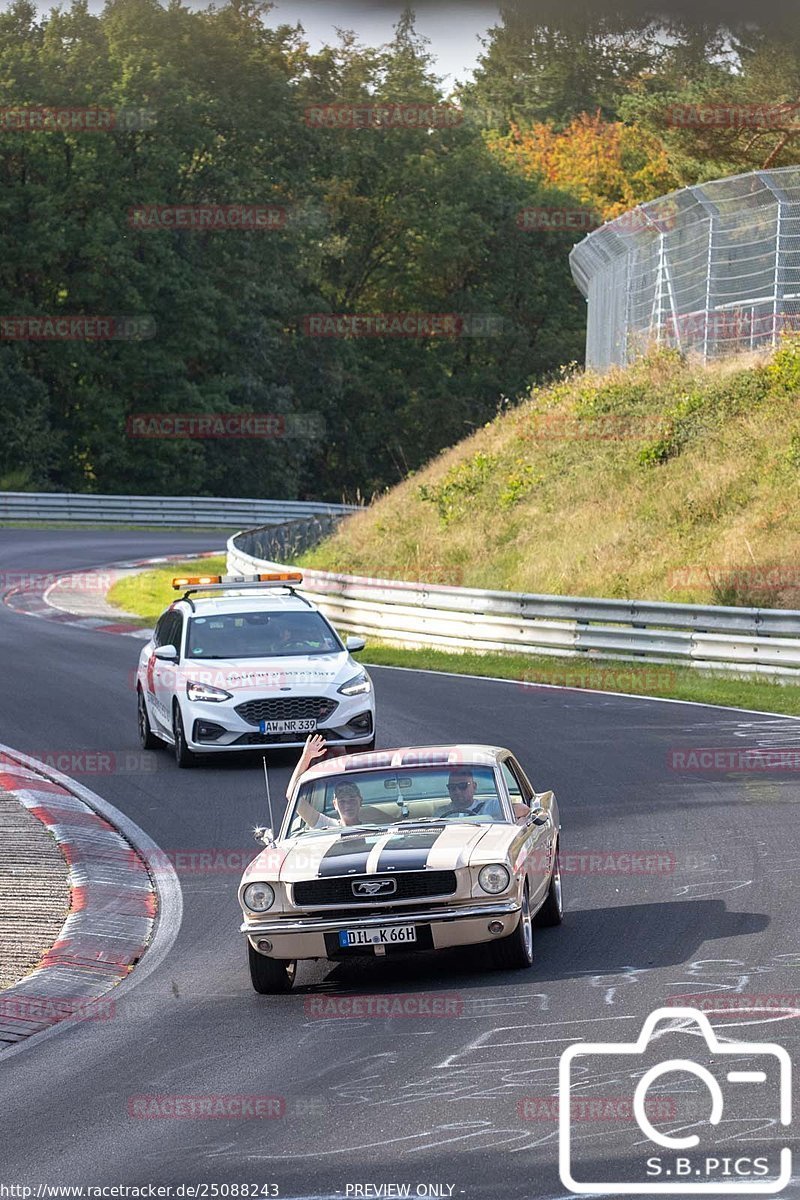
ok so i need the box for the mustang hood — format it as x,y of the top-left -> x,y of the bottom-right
273,824 -> 492,882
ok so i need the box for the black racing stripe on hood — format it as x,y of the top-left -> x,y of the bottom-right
375,828 -> 446,873
317,834 -> 381,878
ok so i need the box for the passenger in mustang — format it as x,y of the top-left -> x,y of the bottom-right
289,735 -> 385,828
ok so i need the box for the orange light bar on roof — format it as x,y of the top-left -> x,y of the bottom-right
172,575 -> 222,588
171,571 -> 303,591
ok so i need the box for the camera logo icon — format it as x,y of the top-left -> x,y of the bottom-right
559,1006 -> 791,1194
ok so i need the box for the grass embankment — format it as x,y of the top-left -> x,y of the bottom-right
108,559 -> 800,715
301,346 -> 800,608
108,346 -> 800,714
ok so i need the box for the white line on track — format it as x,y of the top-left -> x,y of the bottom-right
366,662 -> 800,719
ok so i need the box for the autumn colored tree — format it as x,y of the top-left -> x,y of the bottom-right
486,112 -> 678,220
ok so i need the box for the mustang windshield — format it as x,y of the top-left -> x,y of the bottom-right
186,610 -> 341,660
286,765 -> 507,837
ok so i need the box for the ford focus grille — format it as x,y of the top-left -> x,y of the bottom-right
234,696 -> 338,726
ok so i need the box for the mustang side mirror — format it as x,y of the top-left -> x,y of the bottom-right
153,644 -> 178,662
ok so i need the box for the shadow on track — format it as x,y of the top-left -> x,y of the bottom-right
293,900 -> 769,994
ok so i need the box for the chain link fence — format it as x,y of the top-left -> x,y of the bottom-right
570,166 -> 800,369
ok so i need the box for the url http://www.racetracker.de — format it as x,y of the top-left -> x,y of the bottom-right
0,1187 -> 282,1198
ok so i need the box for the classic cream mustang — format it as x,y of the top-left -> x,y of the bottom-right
239,744 -> 562,992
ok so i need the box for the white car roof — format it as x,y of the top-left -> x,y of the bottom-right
170,592 -> 314,618
298,744 -> 510,785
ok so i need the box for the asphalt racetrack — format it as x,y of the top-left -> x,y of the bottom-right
1,530 -> 799,1199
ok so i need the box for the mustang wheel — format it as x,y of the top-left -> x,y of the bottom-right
535,846 -> 563,927
172,703 -> 197,769
491,883 -> 534,970
137,687 -> 159,750
248,943 -> 296,994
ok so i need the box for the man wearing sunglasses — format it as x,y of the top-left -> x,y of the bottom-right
441,768 -> 488,817
442,766 -> 530,821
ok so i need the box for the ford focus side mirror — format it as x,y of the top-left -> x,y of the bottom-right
153,644 -> 178,662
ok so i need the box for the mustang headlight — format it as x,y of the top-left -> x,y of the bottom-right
186,681 -> 232,703
243,882 -> 275,912
478,864 -> 511,894
337,671 -> 371,696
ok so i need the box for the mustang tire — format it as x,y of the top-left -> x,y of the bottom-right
172,702 -> 198,769
248,943 -> 296,994
535,845 -> 563,928
491,883 -> 534,970
137,687 -> 159,750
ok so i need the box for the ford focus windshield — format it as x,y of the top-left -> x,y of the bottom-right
186,611 -> 342,660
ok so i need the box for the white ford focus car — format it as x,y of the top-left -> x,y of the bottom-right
135,572 -> 375,767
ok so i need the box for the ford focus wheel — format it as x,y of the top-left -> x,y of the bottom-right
172,703 -> 197,769
137,687 -> 158,750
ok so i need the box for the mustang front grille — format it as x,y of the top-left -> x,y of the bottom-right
234,696 -> 338,726
293,871 -> 458,908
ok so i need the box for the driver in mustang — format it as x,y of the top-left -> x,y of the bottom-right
442,767 -> 531,822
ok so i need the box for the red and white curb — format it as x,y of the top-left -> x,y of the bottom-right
0,745 -> 182,1055
2,551 -> 220,638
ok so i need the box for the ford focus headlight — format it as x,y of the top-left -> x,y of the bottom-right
338,671 -> 371,696
187,681 -> 232,703
478,864 -> 511,894
243,882 -> 275,912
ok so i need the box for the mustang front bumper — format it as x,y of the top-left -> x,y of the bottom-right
242,899 -> 522,960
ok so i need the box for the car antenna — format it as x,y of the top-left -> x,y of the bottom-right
262,756 -> 277,845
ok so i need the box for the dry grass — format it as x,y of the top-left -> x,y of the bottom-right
302,345 -> 800,606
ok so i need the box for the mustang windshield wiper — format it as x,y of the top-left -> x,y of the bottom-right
337,824 -> 387,837
389,817 -> 447,827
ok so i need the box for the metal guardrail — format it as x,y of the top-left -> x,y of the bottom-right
228,534 -> 800,676
0,492 -> 356,528
232,514 -> 344,560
